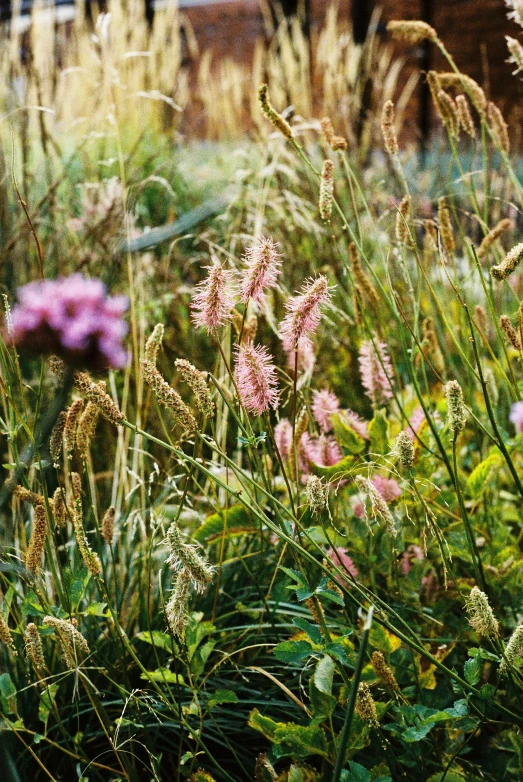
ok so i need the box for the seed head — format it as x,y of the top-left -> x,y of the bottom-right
394,430 -> 415,469
319,159 -> 335,221
258,83 -> 293,139
312,388 -> 340,433
101,506 -> 116,544
445,380 -> 466,434
280,276 -> 331,353
436,89 -> 459,137
234,341 -> 279,416
349,242 -> 378,308
488,101 -> 510,154
165,568 -> 192,638
387,19 -> 438,44
506,35 -> 523,74
438,198 -> 455,258
71,472 -> 102,576
437,73 -> 487,114
465,586 -> 499,639
191,260 -> 237,333
372,651 -> 399,693
52,487 -> 69,529
25,623 -> 45,675
320,116 -> 347,150
355,682 -> 379,726
49,410 -> 67,466
74,371 -> 124,425
76,401 -> 100,457
355,475 -> 397,536
145,323 -> 164,365
64,398 -> 85,454
395,195 -> 411,243
491,243 -> 523,280
477,218 -> 513,259
175,359 -> 215,418
305,475 -> 329,515
381,100 -> 399,155
500,314 -> 521,350
455,94 -> 476,139
500,625 -> 523,676
142,360 -> 197,435
43,615 -> 90,667
240,236 -> 281,306
0,613 -> 17,656
166,522 -> 213,592
25,504 -> 47,575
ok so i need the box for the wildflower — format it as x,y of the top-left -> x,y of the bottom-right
506,0 -> 523,27
288,409 -> 309,481
506,35 -> 523,74
355,475 -> 397,536
307,434 -> 343,469
500,314 -> 521,350
358,339 -> 394,406
285,336 -> 316,376
73,371 -> 124,424
144,323 -> 164,365
240,236 -> 281,306
395,195 -> 411,243
355,682 -> 379,727
381,100 -> 399,155
234,341 -> 279,416
142,360 -> 197,434
76,401 -> 100,457
477,218 -> 513,259
465,586 -> 499,639
25,505 -> 47,575
445,380 -> 466,434
371,475 -> 401,503
372,651 -> 399,693
191,260 -> 236,333
326,546 -> 358,579
500,625 -> 523,676
274,418 -> 293,462
43,616 -> 90,667
437,73 -> 487,114
491,243 -> 523,280
25,623 -> 45,675
166,522 -> 213,592
71,472 -> 102,576
436,89 -> 459,137
9,274 -> 128,370
63,398 -> 85,454
387,19 -> 438,44
175,359 -> 215,418
455,94 -> 476,138
394,430 -> 415,469
312,388 -> 340,433
488,101 -> 510,153
280,276 -> 331,352
165,568 -> 191,637
319,159 -> 334,221
0,613 -> 17,656
101,506 -> 116,544
349,242 -> 378,309
341,409 -> 369,440
438,198 -> 455,258
400,544 -> 424,575
258,83 -> 293,139
510,401 -> 523,433
305,475 -> 328,515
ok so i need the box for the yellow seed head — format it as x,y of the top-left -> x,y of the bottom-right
387,20 -> 438,44
438,197 -> 455,258
488,101 -> 510,154
381,100 -> 399,155
25,504 -> 47,575
258,83 -> 293,140
319,159 -> 335,221
491,243 -> 523,280
477,218 -> 513,259
455,94 -> 476,139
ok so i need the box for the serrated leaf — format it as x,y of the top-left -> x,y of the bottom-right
344,761 -> 371,782
193,505 -> 258,543
207,689 -> 239,708
273,722 -> 329,759
467,646 -> 499,662
140,668 -> 184,684
135,630 -> 178,654
293,617 -> 323,645
280,567 -> 309,587
273,640 -> 313,664
369,624 -> 401,654
314,655 -> 335,695
368,410 -> 389,455
331,413 -> 366,454
465,453 -> 502,498
464,655 -> 482,685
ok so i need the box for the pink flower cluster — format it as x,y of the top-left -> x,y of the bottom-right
352,475 -> 401,518
358,339 -> 394,406
510,401 -> 523,434
10,274 -> 128,370
235,341 -> 279,415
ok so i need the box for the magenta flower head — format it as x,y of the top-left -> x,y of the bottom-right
234,341 -> 279,416
358,339 -> 394,406
312,388 -> 340,433
240,236 -> 281,306
9,274 -> 128,370
280,275 -> 331,352
510,401 -> 523,434
191,259 -> 236,333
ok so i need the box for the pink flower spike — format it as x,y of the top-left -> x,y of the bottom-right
280,276 -> 332,352
240,237 -> 281,306
235,341 -> 279,416
326,547 -> 359,582
371,475 -> 401,503
312,389 -> 340,432
510,401 -> 523,434
191,260 -> 237,333
358,339 -> 394,406
341,409 -> 369,440
285,336 -> 316,376
274,418 -> 293,461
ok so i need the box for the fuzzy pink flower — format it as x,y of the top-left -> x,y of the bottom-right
280,276 -> 331,352
510,401 -> 523,434
240,236 -> 281,306
306,434 -> 342,467
274,418 -> 293,461
400,544 -> 424,575
312,389 -> 340,433
286,336 -> 316,376
371,475 -> 401,503
404,406 -> 427,441
191,261 -> 236,332
234,341 -> 279,415
351,494 -> 366,519
341,409 -> 369,440
326,547 -> 359,581
358,339 -> 394,406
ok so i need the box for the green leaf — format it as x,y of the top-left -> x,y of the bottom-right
465,453 -> 502,498
0,673 -> 17,715
207,689 -> 239,709
193,505 -> 258,543
62,568 -> 92,611
331,413 -> 366,454
140,668 -> 184,684
280,567 -> 309,587
135,630 -> 178,654
248,709 -> 278,741
467,646 -> 499,662
314,655 -> 335,695
464,656 -> 482,685
309,679 -> 336,720
368,410 -> 389,456
344,761 -> 371,782
273,640 -> 313,664
39,684 -> 59,732
293,617 -> 323,645
310,455 -> 355,480
191,639 -> 216,677
273,722 -> 329,759
85,602 -> 108,617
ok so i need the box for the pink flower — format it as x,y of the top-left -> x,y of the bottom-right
234,341 -> 279,415
285,336 -> 316,376
240,237 -> 281,306
358,339 -> 394,406
510,401 -> 523,434
10,274 -> 128,370
309,434 -> 342,467
404,406 -> 427,441
341,409 -> 369,440
326,547 -> 359,582
371,475 -> 401,502
351,495 -> 365,518
400,544 -> 424,575
191,261 -> 236,332
280,276 -> 331,352
274,418 -> 293,461
312,389 -> 340,432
